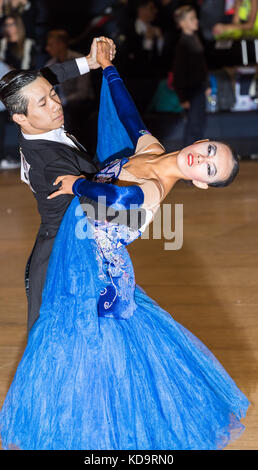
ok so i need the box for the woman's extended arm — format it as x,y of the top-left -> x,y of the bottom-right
102,66 -> 150,147
97,40 -> 151,147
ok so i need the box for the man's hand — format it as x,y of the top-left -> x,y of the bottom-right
47,175 -> 85,199
86,37 -> 116,70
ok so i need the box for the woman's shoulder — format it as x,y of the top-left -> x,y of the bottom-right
134,133 -> 165,156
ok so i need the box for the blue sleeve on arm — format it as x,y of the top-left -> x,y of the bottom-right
102,66 -> 151,147
72,178 -> 144,211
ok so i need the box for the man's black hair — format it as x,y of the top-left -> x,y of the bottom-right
0,69 -> 42,116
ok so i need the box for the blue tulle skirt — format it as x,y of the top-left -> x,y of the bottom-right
0,198 -> 250,450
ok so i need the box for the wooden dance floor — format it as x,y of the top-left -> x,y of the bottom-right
0,162 -> 257,450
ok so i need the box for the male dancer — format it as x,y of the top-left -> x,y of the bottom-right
0,37 -> 146,334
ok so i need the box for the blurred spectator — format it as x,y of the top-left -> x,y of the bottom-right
97,0 -> 131,45
135,0 -> 164,54
66,1 -> 131,55
0,13 -> 35,68
157,0 -> 188,70
0,0 -> 49,67
213,0 -> 258,37
0,59 -> 20,169
45,29 -> 94,105
119,0 -> 165,77
86,0 -> 117,17
173,5 -> 211,145
158,0 -> 198,32
199,0 -> 226,41
45,29 -> 95,148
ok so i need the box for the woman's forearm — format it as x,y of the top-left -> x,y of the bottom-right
102,65 -> 151,146
72,177 -> 144,211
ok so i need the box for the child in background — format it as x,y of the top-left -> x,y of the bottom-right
173,5 -> 211,146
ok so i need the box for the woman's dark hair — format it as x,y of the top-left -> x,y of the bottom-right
207,144 -> 240,188
0,69 -> 41,116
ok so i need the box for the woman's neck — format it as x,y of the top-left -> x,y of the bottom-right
153,151 -> 184,180
151,151 -> 187,196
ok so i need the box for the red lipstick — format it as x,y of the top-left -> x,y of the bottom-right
187,153 -> 194,166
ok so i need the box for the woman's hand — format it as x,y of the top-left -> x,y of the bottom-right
96,38 -> 114,69
86,37 -> 116,70
47,175 -> 85,199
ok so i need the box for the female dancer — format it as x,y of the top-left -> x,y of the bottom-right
0,41 -> 249,450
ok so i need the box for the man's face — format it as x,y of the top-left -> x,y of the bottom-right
177,140 -> 234,187
46,37 -> 63,58
15,76 -> 64,134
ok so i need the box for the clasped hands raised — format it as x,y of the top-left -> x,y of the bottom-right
86,36 -> 116,70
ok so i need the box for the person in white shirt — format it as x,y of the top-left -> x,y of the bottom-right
135,0 -> 164,55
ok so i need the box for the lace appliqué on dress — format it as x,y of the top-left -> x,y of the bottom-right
91,158 -> 140,319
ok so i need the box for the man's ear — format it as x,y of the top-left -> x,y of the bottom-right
194,139 -> 209,144
192,179 -> 208,190
12,113 -> 27,125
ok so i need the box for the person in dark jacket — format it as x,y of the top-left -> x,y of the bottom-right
173,5 -> 211,146
0,36 -> 146,334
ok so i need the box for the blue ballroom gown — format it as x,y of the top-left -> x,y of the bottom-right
0,77 -> 250,450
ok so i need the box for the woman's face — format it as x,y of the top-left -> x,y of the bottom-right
177,140 -> 234,188
4,17 -> 18,40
